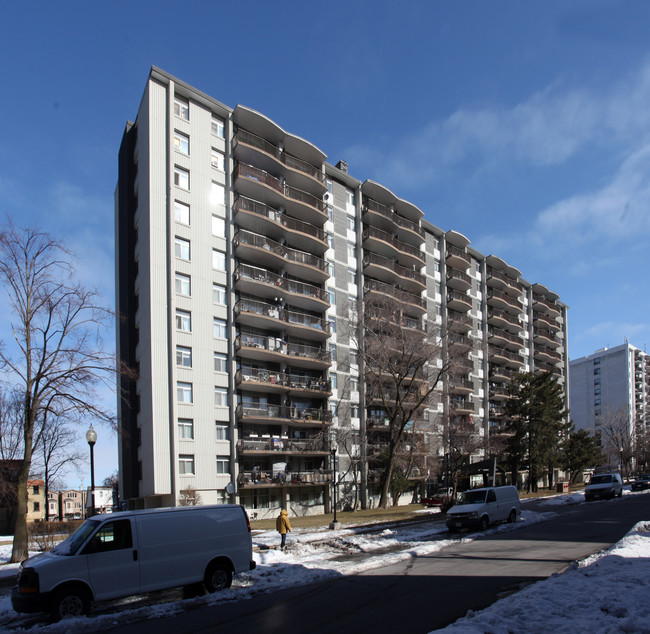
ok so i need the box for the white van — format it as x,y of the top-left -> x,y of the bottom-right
446,486 -> 520,532
12,504 -> 256,620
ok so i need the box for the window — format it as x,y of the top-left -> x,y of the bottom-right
211,148 -> 225,171
329,318 -> 336,334
331,373 -> 337,390
347,241 -> 356,260
214,387 -> 228,407
328,235 -> 334,249
212,249 -> 226,271
175,272 -> 191,296
211,181 -> 225,205
594,378 -> 601,386
213,318 -> 227,339
212,215 -> 226,237
327,262 -> 334,276
351,405 -> 360,418
328,290 -> 336,305
593,357 -> 600,364
595,398 -> 601,406
594,388 -> 601,396
595,409 -> 601,417
329,344 -> 337,362
328,206 -> 333,222
179,454 -> 195,475
350,377 -> 359,392
176,309 -> 191,332
212,116 -> 225,138
177,381 -> 193,403
215,423 -> 230,441
178,418 -> 194,439
213,283 -> 227,305
174,131 -> 189,155
348,269 -> 357,285
33,485 -> 40,495
216,455 -> 229,474
214,352 -> 227,373
176,345 -> 192,367
174,201 -> 190,225
174,236 -> 190,260
345,189 -> 355,210
350,350 -> 359,366
174,97 -> 189,121
84,520 -> 133,553
594,368 -> 601,375
174,167 -> 190,190
33,502 -> 40,512
346,215 -> 355,231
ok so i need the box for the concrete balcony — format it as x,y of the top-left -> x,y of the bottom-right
362,226 -> 425,269
233,196 -> 328,255
445,245 -> 471,271
364,278 -> 426,314
533,295 -> 561,317
446,269 -> 472,292
447,289 -> 472,312
236,404 -> 332,427
362,198 -> 424,247
238,469 -> 332,488
487,309 -> 522,333
363,252 -> 426,294
487,288 -> 522,312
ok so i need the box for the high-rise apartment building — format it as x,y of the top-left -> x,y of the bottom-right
116,68 -> 569,515
569,342 -> 649,436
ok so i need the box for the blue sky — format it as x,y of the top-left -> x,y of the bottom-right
1,0 -> 649,483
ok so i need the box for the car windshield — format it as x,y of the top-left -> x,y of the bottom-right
590,475 -> 613,484
52,519 -> 101,556
458,490 -> 487,505
638,475 -> 650,481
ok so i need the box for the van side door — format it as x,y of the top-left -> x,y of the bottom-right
81,518 -> 140,600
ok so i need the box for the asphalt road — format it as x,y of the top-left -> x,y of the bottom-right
106,493 -> 650,634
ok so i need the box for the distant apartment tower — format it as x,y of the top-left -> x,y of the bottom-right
569,342 -> 650,435
115,68 -> 568,515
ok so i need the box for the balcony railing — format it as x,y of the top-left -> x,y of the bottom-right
533,295 -> 561,315
445,245 -> 471,267
447,269 -> 472,286
238,469 -> 332,487
487,288 -> 522,309
234,196 -> 327,244
237,403 -> 332,423
235,129 -> 325,183
362,226 -> 424,261
238,437 -> 329,453
487,269 -> 522,293
488,328 -> 522,347
364,278 -> 426,308
489,345 -> 523,364
235,298 -> 330,334
236,163 -> 326,214
363,198 -> 424,238
363,252 -> 426,285
488,309 -> 521,329
235,229 -> 328,272
235,264 -> 330,304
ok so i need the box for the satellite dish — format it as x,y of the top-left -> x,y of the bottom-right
225,481 -> 235,495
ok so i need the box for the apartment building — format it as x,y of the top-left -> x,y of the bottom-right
570,342 -> 649,436
116,67 -> 568,515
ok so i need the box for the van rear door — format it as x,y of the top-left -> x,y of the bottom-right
82,518 -> 140,600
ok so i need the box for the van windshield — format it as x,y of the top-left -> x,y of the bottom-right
52,519 -> 101,556
590,475 -> 613,484
458,490 -> 487,505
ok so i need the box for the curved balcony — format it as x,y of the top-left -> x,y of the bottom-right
446,245 -> 470,271
488,327 -> 523,351
489,405 -> 506,418
487,288 -> 522,313
363,252 -> 426,294
533,328 -> 561,348
533,295 -> 561,317
234,230 -> 328,285
363,278 -> 426,315
237,438 -> 329,456
236,403 -> 332,426
235,298 -> 330,340
447,289 -> 472,312
236,368 -> 289,394
489,385 -> 510,400
362,226 -> 424,269
234,264 -> 330,312
450,398 -> 475,415
487,269 -> 522,296
534,346 -> 562,363
233,129 -> 326,196
449,378 -> 474,395
489,345 -> 524,368
234,196 -> 327,255
362,198 -> 424,247
446,269 -> 472,292
447,310 -> 473,333
234,163 -> 328,226
487,309 -> 522,333
238,469 -> 332,488
533,313 -> 560,331
489,365 -> 514,382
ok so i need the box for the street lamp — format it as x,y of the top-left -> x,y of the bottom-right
329,431 -> 340,530
86,425 -> 97,517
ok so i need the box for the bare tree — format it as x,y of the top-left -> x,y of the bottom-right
598,406 -> 634,476
178,488 -> 203,506
0,389 -> 24,460
444,417 -> 485,495
351,295 -> 449,508
0,220 -> 119,562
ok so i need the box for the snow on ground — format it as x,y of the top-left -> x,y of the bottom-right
0,490 -> 647,632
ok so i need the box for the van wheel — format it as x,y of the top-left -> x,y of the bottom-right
204,562 -> 232,593
480,516 -> 489,531
50,586 -> 90,620
507,510 -> 517,524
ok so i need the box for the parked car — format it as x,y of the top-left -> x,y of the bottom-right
421,487 -> 454,507
446,486 -> 520,531
12,504 -> 256,620
584,473 -> 623,501
631,474 -> 650,491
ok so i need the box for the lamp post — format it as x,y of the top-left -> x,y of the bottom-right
329,432 -> 340,530
86,425 -> 97,517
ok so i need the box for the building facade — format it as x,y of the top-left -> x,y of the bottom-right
570,342 -> 649,436
116,68 -> 569,515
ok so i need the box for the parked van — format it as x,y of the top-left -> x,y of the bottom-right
446,486 -> 520,532
12,504 -> 256,620
584,472 -> 623,501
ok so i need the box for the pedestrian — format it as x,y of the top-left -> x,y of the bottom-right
276,508 -> 292,550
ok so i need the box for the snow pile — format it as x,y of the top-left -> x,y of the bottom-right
436,521 -> 650,633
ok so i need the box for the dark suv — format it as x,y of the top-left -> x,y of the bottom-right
631,474 -> 650,491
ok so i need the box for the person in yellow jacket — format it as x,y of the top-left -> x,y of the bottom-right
276,509 -> 292,550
